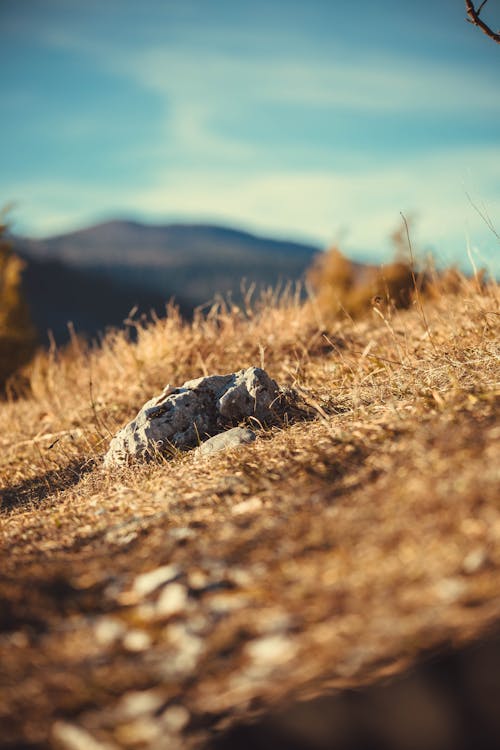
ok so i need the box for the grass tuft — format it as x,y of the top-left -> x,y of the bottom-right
0,273 -> 499,747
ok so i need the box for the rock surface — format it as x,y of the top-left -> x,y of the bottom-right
103,367 -> 279,467
194,427 -> 256,459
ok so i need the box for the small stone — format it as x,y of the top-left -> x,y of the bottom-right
187,569 -> 209,589
256,608 -> 293,634
169,527 -> 195,542
156,583 -> 188,618
133,564 -> 180,597
116,690 -> 165,720
232,497 -> 263,515
162,705 -> 190,733
194,427 -> 256,459
208,592 -> 249,613
7,631 -> 29,648
95,617 -> 126,647
160,624 -> 204,676
52,721 -> 117,750
433,577 -> 466,603
246,634 -> 298,667
114,719 -> 160,746
122,629 -> 152,652
134,602 -> 157,621
462,548 -> 487,574
228,567 -> 252,586
117,531 -> 137,546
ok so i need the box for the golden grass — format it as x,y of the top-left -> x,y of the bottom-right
0,227 -> 37,388
0,275 -> 499,748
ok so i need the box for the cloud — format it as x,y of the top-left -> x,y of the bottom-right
30,14 -> 500,167
8,144 -> 499,274
38,16 -> 500,120
128,45 -> 500,116
130,145 -> 500,265
4,1 -> 498,275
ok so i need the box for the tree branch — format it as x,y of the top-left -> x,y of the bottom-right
465,0 -> 500,44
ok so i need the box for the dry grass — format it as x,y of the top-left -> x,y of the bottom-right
0,227 -> 37,389
0,275 -> 499,749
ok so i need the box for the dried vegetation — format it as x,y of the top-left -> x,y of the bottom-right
0,270 -> 499,749
0,225 -> 37,389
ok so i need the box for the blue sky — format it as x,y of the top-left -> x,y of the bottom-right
1,0 -> 499,270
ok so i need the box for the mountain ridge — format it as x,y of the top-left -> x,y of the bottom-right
15,219 -> 321,266
11,220 -> 321,344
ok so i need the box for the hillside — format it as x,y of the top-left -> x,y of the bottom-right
16,221 -> 319,267
13,221 -> 319,343
19,254 -> 183,345
0,277 -> 499,749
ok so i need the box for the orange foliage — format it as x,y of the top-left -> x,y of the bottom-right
0,224 -> 37,389
307,246 -> 426,319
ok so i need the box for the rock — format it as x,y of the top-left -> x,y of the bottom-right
155,583 -> 188,619
94,617 -> 126,647
462,548 -> 487,574
122,629 -> 152,652
103,367 -> 279,467
132,564 -> 181,598
231,496 -> 263,515
245,634 -> 298,670
194,426 -> 256,458
115,689 -> 165,720
52,722 -> 118,750
161,705 -> 190,733
433,577 -> 466,603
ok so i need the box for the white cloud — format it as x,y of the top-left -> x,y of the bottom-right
35,10 -> 500,118
7,144 -> 499,274
32,22 -> 500,169
89,35 -> 500,119
130,146 -> 500,268
5,5 -> 498,274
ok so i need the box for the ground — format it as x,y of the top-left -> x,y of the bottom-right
0,277 -> 499,749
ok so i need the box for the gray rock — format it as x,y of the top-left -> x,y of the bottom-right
194,427 -> 256,459
103,367 -> 278,467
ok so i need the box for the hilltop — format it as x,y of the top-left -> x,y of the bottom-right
16,220 -> 319,267
0,277 -> 499,749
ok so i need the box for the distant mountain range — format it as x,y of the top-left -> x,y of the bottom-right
13,221 -> 320,344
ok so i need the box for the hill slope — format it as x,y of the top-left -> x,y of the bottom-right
17,220 -> 319,268
19,254 -> 181,345
0,278 -> 499,749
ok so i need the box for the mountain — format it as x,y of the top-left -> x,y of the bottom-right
19,255 -> 175,345
13,221 -> 320,344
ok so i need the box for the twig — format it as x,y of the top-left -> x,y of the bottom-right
465,191 -> 500,241
322,335 -> 414,371
465,0 -> 500,44
290,383 -> 340,438
400,212 -> 439,355
88,366 -> 112,439
7,429 -> 83,451
351,349 -> 414,370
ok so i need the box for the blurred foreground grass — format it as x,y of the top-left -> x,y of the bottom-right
0,266 -> 499,749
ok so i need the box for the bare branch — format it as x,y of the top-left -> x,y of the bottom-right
466,191 -> 500,242
465,0 -> 500,44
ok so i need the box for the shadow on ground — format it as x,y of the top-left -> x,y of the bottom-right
0,459 -> 92,512
210,632 -> 500,750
